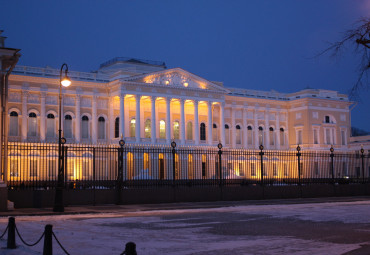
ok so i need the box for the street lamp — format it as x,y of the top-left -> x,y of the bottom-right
53,63 -> 71,212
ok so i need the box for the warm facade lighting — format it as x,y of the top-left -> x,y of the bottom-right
165,80 -> 169,85
183,82 -> 188,87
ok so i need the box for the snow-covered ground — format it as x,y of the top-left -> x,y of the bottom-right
1,200 -> 370,254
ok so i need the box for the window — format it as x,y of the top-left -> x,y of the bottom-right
144,119 -> 151,138
64,115 -> 72,138
127,152 -> 134,179
28,112 -> 37,137
200,123 -> 206,141
186,121 -> 193,140
314,162 -> 319,176
188,154 -> 193,179
212,123 -> 218,141
98,116 -> 105,139
10,158 -> 19,177
202,154 -> 207,178
81,116 -> 89,139
269,127 -> 274,146
325,129 -> 330,144
159,120 -> 165,139
258,126 -> 264,145
280,128 -> 285,146
115,117 -> 119,138
313,129 -> 318,144
239,163 -> 244,177
29,159 -> 37,177
325,116 -> 330,123
341,130 -> 346,145
247,126 -> 253,145
235,125 -> 241,144
48,159 -> 56,178
143,152 -> 149,170
342,162 -> 348,176
46,113 -> 55,138
225,124 -> 230,144
273,163 -> 278,176
173,121 -> 179,140
297,130 -> 302,145
130,118 -> 136,137
251,163 -> 256,176
283,163 -> 288,176
9,111 -> 18,136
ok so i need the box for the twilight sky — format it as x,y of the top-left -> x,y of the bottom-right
1,0 -> 369,131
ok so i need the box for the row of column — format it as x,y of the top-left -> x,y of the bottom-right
113,94 -> 226,146
230,106 -> 284,149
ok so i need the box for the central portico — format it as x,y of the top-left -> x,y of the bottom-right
110,68 -> 229,146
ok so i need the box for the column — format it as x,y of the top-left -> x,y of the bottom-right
119,94 -> 125,138
151,96 -> 156,144
21,92 -> 28,141
135,94 -> 141,143
254,110 -> 259,149
194,100 -> 199,145
92,96 -> 97,143
231,106 -> 236,148
276,112 -> 280,150
124,97 -> 129,138
265,110 -> 270,149
243,108 -> 248,148
180,98 -> 185,145
75,95 -> 81,143
165,97 -> 171,144
40,93 -> 46,142
207,101 -> 213,145
219,102 -> 225,145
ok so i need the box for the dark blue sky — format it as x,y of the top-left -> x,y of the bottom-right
1,0 -> 369,131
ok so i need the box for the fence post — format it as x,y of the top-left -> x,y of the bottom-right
43,224 -> 53,255
296,145 -> 301,186
63,145 -> 68,189
7,217 -> 16,249
171,141 -> 177,186
259,145 -> 264,186
330,145 -> 335,184
218,143 -> 223,187
117,139 -> 125,205
93,147 -> 96,206
360,146 -> 365,183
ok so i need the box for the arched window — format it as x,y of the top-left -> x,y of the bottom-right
258,126 -> 264,145
269,127 -> 274,146
98,116 -> 105,139
225,124 -> 230,144
200,123 -> 206,141
280,128 -> 285,146
64,115 -> 72,138
173,121 -> 180,140
9,111 -> 18,136
28,112 -> 37,137
236,125 -> 241,144
213,123 -> 218,142
144,119 -> 151,138
130,118 -> 136,137
186,121 -> 193,140
247,126 -> 253,145
159,120 -> 166,139
115,117 -> 119,138
46,113 -> 55,138
81,115 -> 89,139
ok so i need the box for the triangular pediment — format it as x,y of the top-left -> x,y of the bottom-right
123,68 -> 229,93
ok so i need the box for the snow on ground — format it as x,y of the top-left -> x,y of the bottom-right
0,200 -> 370,254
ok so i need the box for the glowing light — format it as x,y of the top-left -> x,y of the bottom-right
183,82 -> 188,87
61,77 -> 71,87
165,80 -> 169,85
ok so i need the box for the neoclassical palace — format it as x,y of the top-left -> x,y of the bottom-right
7,57 -> 352,151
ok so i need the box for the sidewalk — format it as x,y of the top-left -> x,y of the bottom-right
1,196 -> 369,217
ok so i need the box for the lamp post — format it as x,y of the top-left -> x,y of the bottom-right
53,63 -> 71,212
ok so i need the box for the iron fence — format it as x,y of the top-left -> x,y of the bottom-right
5,142 -> 370,190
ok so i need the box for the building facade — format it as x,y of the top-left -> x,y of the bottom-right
7,57 -> 353,151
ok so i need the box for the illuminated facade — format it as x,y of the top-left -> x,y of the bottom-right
7,57 -> 353,151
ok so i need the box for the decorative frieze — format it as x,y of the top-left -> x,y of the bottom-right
46,96 -> 57,105
97,99 -> 108,109
64,96 -> 75,106
27,93 -> 40,104
9,92 -> 21,102
81,97 -> 91,108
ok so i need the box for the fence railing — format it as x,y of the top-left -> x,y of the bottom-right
5,142 -> 370,190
